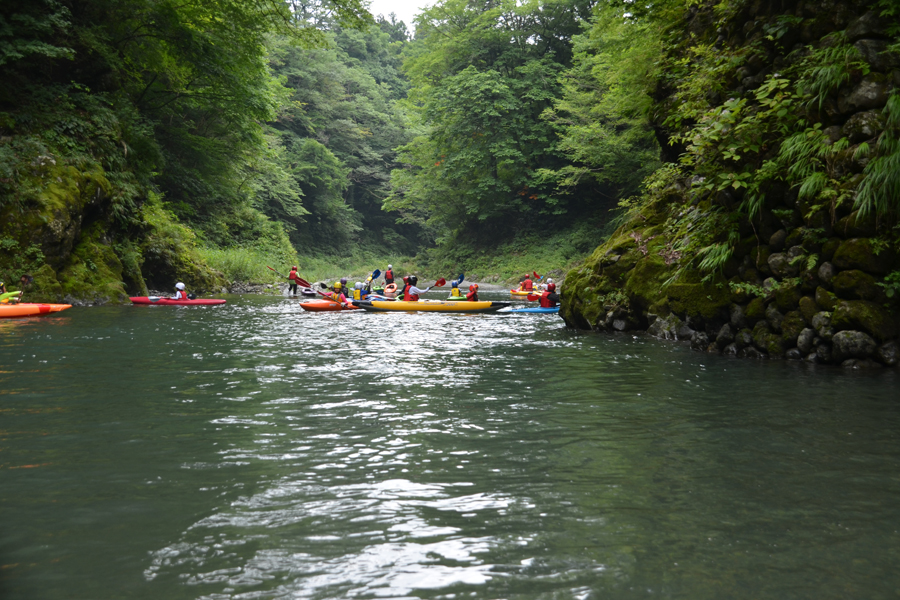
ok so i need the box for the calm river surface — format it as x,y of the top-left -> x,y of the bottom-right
1,291 -> 899,599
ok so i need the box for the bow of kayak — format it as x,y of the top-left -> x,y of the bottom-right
130,297 -> 226,305
353,299 -> 510,313
0,303 -> 72,318
505,306 -> 559,313
299,300 -> 359,311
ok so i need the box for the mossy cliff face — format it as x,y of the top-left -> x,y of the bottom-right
0,163 -> 226,304
562,0 -> 900,368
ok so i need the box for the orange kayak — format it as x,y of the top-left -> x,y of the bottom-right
299,300 -> 359,312
0,303 -> 72,318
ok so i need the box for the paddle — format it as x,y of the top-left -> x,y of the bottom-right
267,265 -> 314,289
526,294 -> 540,301
455,273 -> 464,286
364,269 -> 381,291
432,278 -> 446,288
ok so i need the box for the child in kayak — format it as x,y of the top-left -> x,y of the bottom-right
466,284 -> 479,302
0,281 -> 22,304
449,280 -> 462,297
330,282 -> 348,304
171,282 -> 189,300
539,283 -> 559,308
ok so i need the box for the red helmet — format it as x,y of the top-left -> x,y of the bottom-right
469,284 -> 478,292
548,283 -> 556,292
524,274 -> 530,279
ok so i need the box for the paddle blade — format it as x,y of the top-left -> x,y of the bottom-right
433,278 -> 446,287
371,269 -> 381,279
295,277 -> 312,288
527,294 -> 540,301
533,271 -> 540,280
457,273 -> 464,284
267,266 -> 277,272
148,296 -> 161,302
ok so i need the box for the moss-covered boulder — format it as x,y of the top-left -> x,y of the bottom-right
26,264 -> 65,303
832,238 -> 896,274
781,311 -> 807,346
815,286 -> 838,310
831,269 -> 880,300
774,283 -> 802,311
832,300 -> 899,342
57,222 -> 129,305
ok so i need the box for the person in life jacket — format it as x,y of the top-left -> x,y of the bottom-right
171,282 -> 188,300
539,283 -> 559,308
466,283 -> 479,302
402,275 -> 432,301
0,281 -> 22,304
330,282 -> 347,304
449,280 -> 462,297
353,282 -> 370,301
288,266 -> 303,295
384,264 -> 394,286
519,274 -> 534,292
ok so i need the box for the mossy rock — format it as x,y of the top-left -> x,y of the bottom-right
26,264 -> 64,303
799,295 -> 818,322
815,286 -> 837,311
624,254 -> 671,312
821,238 -> 842,261
745,297 -> 766,322
781,311 -> 807,345
58,222 -> 129,304
750,245 -> 773,274
831,269 -> 880,301
835,212 -> 877,238
832,300 -> 899,342
774,283 -> 802,312
832,238 -> 896,275
666,280 -> 731,319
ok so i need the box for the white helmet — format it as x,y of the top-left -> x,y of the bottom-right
388,264 -> 392,269
176,282 -> 185,290
547,278 -> 554,284
356,282 -> 363,289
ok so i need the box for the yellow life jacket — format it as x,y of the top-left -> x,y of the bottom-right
450,288 -> 461,296
353,289 -> 362,300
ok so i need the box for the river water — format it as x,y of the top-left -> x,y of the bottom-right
1,292 -> 899,599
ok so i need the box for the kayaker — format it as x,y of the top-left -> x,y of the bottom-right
519,274 -> 534,292
352,282 -> 370,301
0,281 -> 22,304
330,282 -> 347,304
466,283 -> 479,302
171,282 -> 189,301
384,264 -> 394,287
449,281 -> 462,297
402,275 -> 432,301
288,266 -> 303,295
539,283 -> 559,308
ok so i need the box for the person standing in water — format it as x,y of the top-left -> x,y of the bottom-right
384,264 -> 394,287
288,266 -> 303,295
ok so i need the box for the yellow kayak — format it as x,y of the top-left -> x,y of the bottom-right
510,289 -> 535,297
354,299 -> 510,313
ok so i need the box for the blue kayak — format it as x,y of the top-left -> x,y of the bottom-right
506,306 -> 559,314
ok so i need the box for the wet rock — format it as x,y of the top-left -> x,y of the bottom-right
805,351 -> 820,363
612,319 -> 631,332
817,343 -> 833,363
838,76 -> 890,114
834,213 -> 877,239
821,238 -> 842,262
769,229 -> 787,251
817,262 -> 836,285
797,328 -> 817,354
774,284 -> 803,312
723,343 -> 739,356
786,348 -> 803,360
815,286 -> 837,311
876,341 -> 899,366
832,300 -> 899,342
831,269 -> 880,301
781,311 -> 807,345
735,329 -> 753,349
716,323 -> 735,348
745,297 -> 766,324
823,125 -> 844,143
763,277 -> 778,293
811,311 -> 835,341
832,330 -> 877,362
690,331 -> 709,351
739,346 -> 765,359
832,238 -> 896,275
766,305 -> 785,332
768,252 -> 799,278
648,313 -> 687,340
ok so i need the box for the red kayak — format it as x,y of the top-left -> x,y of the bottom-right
0,303 -> 72,318
130,296 -> 226,306
299,299 -> 358,312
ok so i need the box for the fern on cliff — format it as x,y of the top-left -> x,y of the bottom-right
855,93 -> 900,217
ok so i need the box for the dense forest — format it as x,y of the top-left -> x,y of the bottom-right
2,0 -> 900,366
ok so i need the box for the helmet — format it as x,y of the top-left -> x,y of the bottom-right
451,280 -> 458,288
469,284 -> 478,292
524,274 -> 531,279
340,277 -> 347,285
333,282 -> 342,290
355,282 -> 362,289
388,264 -> 392,269
176,282 -> 185,290
409,275 -> 418,286
547,278 -> 553,284
292,265 -> 297,270
403,276 -> 409,283
548,283 -> 556,292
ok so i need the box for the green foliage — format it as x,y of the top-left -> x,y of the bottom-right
856,93 -> 900,218
0,237 -> 46,285
0,0 -> 74,67
796,32 -> 868,109
879,271 -> 900,299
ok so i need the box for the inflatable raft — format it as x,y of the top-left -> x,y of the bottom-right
353,299 -> 509,313
0,303 -> 72,318
130,297 -> 226,305
510,289 -> 536,298
299,300 -> 359,312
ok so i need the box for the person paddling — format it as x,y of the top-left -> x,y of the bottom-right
171,282 -> 189,300
466,284 -> 479,302
539,282 -> 559,308
402,275 -> 432,301
288,266 -> 303,295
330,282 -> 348,305
519,274 -> 534,292
0,281 -> 22,304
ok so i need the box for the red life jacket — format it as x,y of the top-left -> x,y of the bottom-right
403,284 -> 418,301
289,269 -> 299,282
175,290 -> 187,300
523,278 -> 533,291
385,269 -> 394,283
466,290 -> 478,302
539,291 -> 553,307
